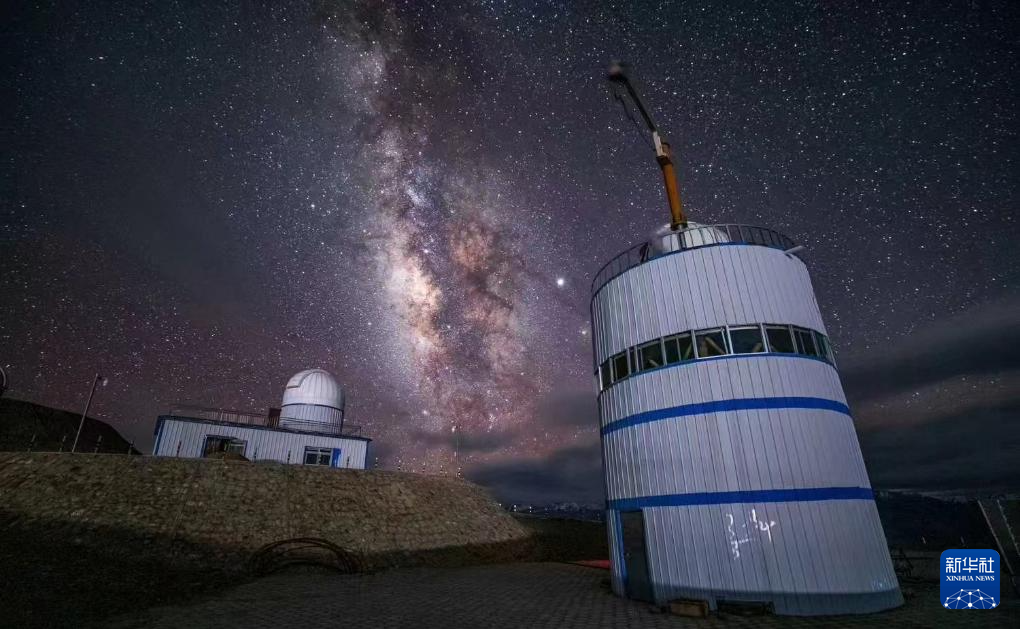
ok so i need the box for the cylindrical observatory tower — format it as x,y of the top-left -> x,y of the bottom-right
593,66 -> 902,615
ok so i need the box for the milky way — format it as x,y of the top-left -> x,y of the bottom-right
3,1 -> 1017,500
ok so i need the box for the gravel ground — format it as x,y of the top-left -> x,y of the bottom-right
105,562 -> 1019,629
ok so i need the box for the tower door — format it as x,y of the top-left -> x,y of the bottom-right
621,510 -> 653,601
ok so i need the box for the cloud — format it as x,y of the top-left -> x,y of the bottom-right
841,294 -> 1020,494
466,442 -> 604,505
461,387 -> 601,503
858,399 -> 1020,494
839,295 -> 1020,401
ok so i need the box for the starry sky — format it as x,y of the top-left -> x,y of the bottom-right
3,1 -> 1018,502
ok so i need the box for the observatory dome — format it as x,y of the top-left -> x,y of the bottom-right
281,369 -> 344,410
279,369 -> 345,433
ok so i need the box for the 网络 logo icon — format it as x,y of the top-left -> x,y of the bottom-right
940,549 -> 1000,609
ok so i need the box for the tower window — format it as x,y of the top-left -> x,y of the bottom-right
638,340 -> 664,371
596,322 -> 835,392
794,327 -> 819,357
612,352 -> 630,380
663,332 -> 694,364
730,326 -> 765,354
765,325 -> 795,353
695,328 -> 729,358
817,333 -> 833,362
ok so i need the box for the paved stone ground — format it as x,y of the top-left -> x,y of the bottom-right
107,563 -> 1018,629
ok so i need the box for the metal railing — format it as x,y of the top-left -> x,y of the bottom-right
591,224 -> 797,296
167,404 -> 362,437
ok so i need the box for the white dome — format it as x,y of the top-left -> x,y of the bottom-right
281,369 -> 345,411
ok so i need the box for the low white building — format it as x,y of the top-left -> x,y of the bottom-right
152,369 -> 370,469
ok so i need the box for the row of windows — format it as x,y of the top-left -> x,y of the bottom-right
597,323 -> 835,391
202,436 -> 337,467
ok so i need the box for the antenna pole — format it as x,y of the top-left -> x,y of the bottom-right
608,63 -> 688,230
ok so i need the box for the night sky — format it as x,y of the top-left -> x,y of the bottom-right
4,1 -> 1018,502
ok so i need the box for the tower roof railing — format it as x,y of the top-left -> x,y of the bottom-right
591,223 -> 797,296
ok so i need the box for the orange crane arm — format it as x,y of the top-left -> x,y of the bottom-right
608,63 -> 688,230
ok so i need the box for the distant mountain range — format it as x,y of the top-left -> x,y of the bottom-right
508,491 -> 1002,551
0,397 -> 138,454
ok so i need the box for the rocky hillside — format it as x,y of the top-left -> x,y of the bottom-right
0,397 -> 137,454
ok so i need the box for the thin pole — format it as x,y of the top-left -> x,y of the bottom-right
72,373 -> 101,453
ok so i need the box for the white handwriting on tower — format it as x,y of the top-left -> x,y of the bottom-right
726,509 -> 777,560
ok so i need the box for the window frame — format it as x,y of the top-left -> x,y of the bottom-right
816,332 -> 834,363
694,327 -> 730,359
728,324 -> 766,355
612,351 -> 629,381
202,435 -> 247,458
637,339 -> 665,372
303,446 -> 333,466
663,331 -> 694,364
764,324 -> 796,354
793,327 -> 819,357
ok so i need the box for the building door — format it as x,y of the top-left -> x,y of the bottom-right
621,510 -> 653,601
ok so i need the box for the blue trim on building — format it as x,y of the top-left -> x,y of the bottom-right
601,396 -> 851,435
608,486 -> 874,511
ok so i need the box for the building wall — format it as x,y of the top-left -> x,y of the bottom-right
279,403 -> 343,432
152,416 -> 368,469
592,244 -> 901,615
592,245 -> 826,364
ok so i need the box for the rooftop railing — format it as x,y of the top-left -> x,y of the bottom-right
166,404 -> 362,437
591,223 -> 797,296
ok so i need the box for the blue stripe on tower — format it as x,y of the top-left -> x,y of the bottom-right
601,396 -> 851,435
608,486 -> 874,511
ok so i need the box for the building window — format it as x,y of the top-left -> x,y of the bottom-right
638,340 -> 664,371
663,332 -> 694,364
596,322 -> 836,392
695,328 -> 729,358
203,436 -> 246,458
817,333 -> 833,362
765,325 -> 795,353
794,327 -> 818,357
304,447 -> 332,466
612,351 -> 629,381
729,326 -> 765,354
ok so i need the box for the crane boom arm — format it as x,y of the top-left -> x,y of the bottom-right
608,63 -> 688,230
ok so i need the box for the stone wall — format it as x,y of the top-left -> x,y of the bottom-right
0,452 -> 532,571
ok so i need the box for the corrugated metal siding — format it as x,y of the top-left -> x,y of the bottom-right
592,244 -> 900,615
153,418 -> 367,469
279,404 -> 343,431
599,356 -> 846,428
602,408 -> 870,500
592,246 -> 826,365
